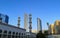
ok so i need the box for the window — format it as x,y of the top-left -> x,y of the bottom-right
22,33 -> 23,35
19,33 -> 21,38
24,33 -> 25,35
12,35 -> 14,38
8,35 -> 11,38
0,29 -> 2,33
19,33 -> 21,35
8,31 -> 11,34
16,32 -> 18,35
3,30 -> 7,38
13,32 -> 15,35
0,34 -> 2,38
15,32 -> 18,38
4,30 -> 7,34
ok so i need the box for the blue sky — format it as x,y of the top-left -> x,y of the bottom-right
0,0 -> 60,30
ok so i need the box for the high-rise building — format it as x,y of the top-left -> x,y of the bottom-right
0,13 -> 9,24
37,18 -> 42,33
24,13 -> 28,32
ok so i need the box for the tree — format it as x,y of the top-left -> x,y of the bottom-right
36,31 -> 46,38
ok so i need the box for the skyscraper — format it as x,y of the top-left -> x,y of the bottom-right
37,18 -> 42,33
24,13 -> 28,32
0,13 -> 9,24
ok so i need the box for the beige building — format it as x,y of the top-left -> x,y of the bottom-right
49,20 -> 60,34
54,20 -> 60,26
49,24 -> 55,34
32,30 -> 37,34
54,20 -> 60,34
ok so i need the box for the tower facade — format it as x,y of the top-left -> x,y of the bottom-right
37,18 -> 42,33
29,14 -> 32,33
0,13 -> 9,24
24,13 -> 28,32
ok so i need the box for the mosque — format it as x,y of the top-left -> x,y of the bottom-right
0,13 -> 36,38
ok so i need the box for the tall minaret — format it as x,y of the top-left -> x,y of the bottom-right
29,14 -> 32,33
0,18 -> 2,22
24,13 -> 28,32
18,17 -> 20,28
37,18 -> 42,33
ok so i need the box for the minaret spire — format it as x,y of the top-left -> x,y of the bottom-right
29,14 -> 32,33
18,17 -> 20,28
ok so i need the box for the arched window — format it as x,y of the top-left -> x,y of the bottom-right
8,31 -> 11,38
0,29 -> 2,33
3,30 -> 7,38
8,31 -> 11,34
13,32 -> 15,35
19,33 -> 21,35
4,30 -> 7,34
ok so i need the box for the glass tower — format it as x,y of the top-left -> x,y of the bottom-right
0,13 -> 9,24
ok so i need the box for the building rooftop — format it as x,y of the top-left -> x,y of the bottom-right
0,22 -> 26,31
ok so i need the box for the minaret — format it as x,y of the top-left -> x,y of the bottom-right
29,14 -> 32,33
0,17 -> 2,22
37,18 -> 42,33
24,13 -> 28,32
18,17 -> 20,28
